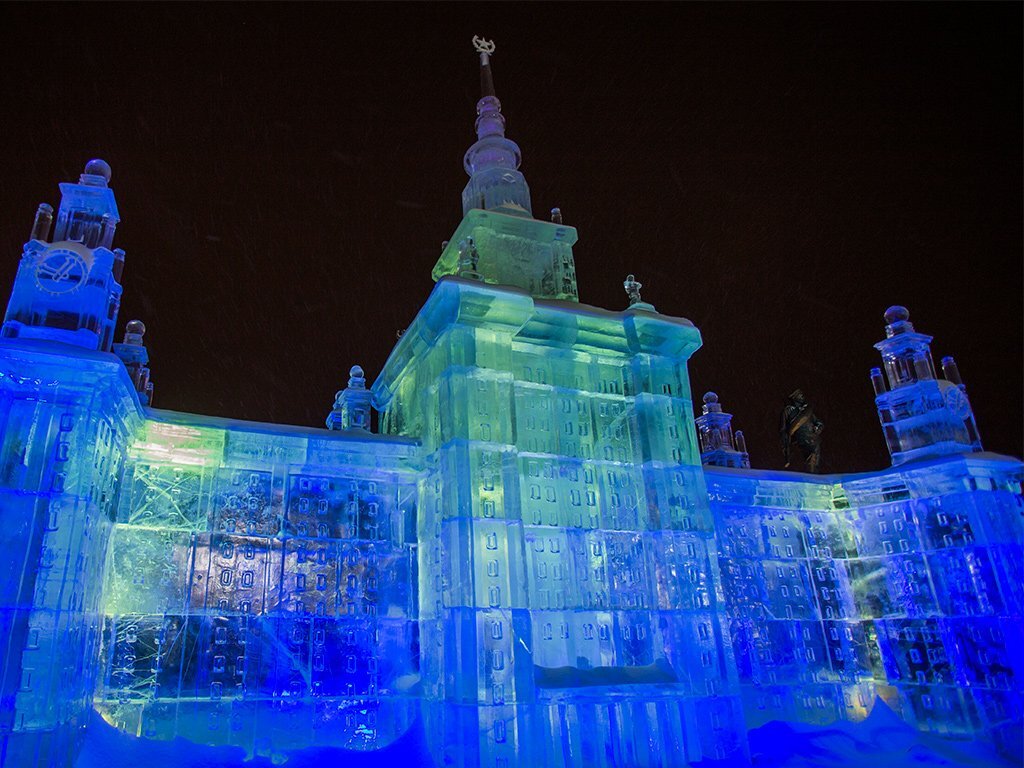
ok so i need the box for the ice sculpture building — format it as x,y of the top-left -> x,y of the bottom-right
0,39 -> 1020,768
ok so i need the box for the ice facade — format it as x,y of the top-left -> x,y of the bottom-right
0,41 -> 1021,768
708,456 -> 1023,758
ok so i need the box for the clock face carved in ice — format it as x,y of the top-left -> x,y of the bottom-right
33,242 -> 92,295
944,384 -> 971,420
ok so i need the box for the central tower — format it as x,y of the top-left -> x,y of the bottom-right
432,38 -> 580,302
375,38 -> 744,768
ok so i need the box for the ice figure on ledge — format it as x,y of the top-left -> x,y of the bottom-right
0,36 -> 1020,768
623,273 -> 657,312
456,237 -> 482,280
871,305 -> 982,466
695,392 -> 750,469
780,389 -> 824,473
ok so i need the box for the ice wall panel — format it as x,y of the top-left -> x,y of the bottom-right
706,456 -> 1023,752
93,414 -> 421,762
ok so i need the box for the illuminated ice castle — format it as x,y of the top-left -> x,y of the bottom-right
0,39 -> 1020,768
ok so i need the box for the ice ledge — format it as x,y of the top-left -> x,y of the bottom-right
0,337 -> 145,419
144,407 -> 420,450
703,450 -> 1022,487
703,450 -> 1022,510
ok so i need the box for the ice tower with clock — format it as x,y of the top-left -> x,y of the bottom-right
0,159 -> 138,767
2,159 -> 124,351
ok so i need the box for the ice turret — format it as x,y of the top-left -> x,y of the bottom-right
871,305 -> 982,465
432,38 -> 580,301
112,319 -> 154,405
695,391 -> 751,469
1,159 -> 125,351
326,365 -> 372,431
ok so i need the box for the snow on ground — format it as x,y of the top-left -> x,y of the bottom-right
745,701 -> 1014,768
75,701 -> 1017,768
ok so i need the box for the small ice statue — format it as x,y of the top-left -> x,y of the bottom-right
326,365 -> 372,431
623,274 -> 656,312
458,237 -> 481,280
780,389 -> 824,472
624,274 -> 642,305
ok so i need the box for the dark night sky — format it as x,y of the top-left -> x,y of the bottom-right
0,3 -> 1020,473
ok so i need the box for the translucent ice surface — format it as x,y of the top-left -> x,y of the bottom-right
0,42 -> 1019,767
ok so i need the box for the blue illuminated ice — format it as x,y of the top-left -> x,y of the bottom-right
0,37 -> 1020,768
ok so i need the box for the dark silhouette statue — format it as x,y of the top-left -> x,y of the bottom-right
781,389 -> 824,472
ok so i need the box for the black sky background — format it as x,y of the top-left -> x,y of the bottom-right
0,3 -> 1020,473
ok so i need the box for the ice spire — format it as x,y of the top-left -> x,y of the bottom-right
431,38 -> 579,301
461,37 -> 533,217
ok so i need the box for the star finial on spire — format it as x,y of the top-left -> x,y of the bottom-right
473,36 -> 496,59
473,36 -> 497,97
